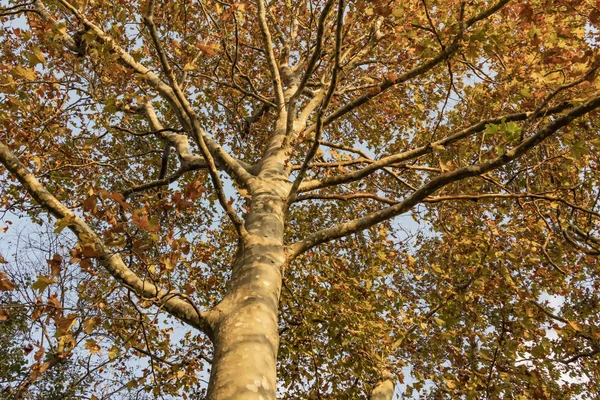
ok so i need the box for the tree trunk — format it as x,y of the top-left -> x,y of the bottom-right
206,176 -> 288,399
370,372 -> 395,400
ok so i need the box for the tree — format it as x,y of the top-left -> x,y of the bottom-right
0,0 -> 599,398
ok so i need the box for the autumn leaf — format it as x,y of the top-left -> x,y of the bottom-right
237,188 -> 251,199
47,254 -> 63,276
82,317 -> 101,334
85,338 -> 102,355
34,345 -> 45,361
55,314 -> 77,336
132,208 -> 159,232
31,275 -> 57,292
82,194 -> 98,212
98,189 -> 131,210
198,42 -> 219,57
0,272 -> 16,291
11,65 -> 36,81
108,345 -> 121,361
23,343 -> 34,355
81,243 -> 102,258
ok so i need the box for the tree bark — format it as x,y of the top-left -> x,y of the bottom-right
370,372 -> 395,400
207,174 -> 288,399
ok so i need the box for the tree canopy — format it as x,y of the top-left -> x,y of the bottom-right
0,0 -> 600,398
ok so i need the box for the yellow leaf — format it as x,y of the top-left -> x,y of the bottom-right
568,321 -> 582,332
57,334 -> 76,352
237,188 -> 252,199
431,142 -> 445,151
108,346 -> 121,361
85,338 -> 102,355
31,275 -> 57,292
82,317 -> 100,334
12,66 -> 36,81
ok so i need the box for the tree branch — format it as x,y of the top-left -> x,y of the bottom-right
300,0 -> 510,136
0,141 -> 216,337
297,102 -> 571,194
288,93 -> 600,259
257,0 -> 285,107
288,0 -> 345,202
51,0 -> 254,191
369,371 -> 395,400
282,0 -> 336,142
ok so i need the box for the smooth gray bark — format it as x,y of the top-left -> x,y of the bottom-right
370,373 -> 395,400
207,171 -> 289,399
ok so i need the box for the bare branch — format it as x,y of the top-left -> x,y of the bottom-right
257,0 -> 285,107
288,0 -> 345,202
294,192 -> 398,205
122,165 -> 202,197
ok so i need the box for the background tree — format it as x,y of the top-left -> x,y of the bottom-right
1,0 -> 599,399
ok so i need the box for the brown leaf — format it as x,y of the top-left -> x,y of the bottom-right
82,195 -> 97,212
23,343 -> 34,355
81,243 -> 102,258
184,178 -> 206,200
99,189 -> 131,210
198,42 -> 219,57
34,345 -> 45,361
47,254 -> 63,276
132,209 -> 159,232
0,272 -> 16,291
590,8 -> 600,25
55,314 -> 77,336
47,294 -> 62,311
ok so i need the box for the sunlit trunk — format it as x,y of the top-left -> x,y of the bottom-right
370,373 -> 395,400
207,175 -> 288,399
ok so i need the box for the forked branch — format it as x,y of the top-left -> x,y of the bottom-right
297,103 -> 571,194
288,94 -> 600,259
0,141 -> 216,337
